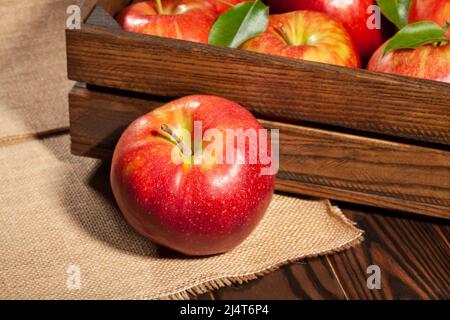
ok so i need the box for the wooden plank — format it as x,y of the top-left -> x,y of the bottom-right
264,120 -> 450,218
193,292 -> 215,300
68,86 -> 450,218
213,258 -> 347,300
69,86 -> 166,158
66,24 -> 450,145
438,225 -> 450,244
327,206 -> 450,299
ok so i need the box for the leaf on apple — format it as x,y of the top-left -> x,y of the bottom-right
208,0 -> 269,48
383,21 -> 449,55
376,0 -> 411,30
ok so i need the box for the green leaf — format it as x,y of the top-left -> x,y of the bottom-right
376,0 -> 411,29
208,1 -> 269,48
384,21 -> 448,55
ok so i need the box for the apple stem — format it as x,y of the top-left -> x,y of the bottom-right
432,40 -> 449,47
161,124 -> 189,155
277,23 -> 293,46
155,0 -> 164,14
215,0 -> 235,7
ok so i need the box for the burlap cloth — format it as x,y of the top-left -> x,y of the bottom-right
0,0 -> 363,299
0,0 -> 95,142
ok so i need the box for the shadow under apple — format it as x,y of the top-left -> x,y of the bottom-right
61,154 -> 212,260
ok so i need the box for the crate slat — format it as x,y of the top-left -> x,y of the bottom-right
66,19 -> 450,146
69,86 -> 450,219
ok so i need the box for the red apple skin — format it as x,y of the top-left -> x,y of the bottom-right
111,95 -> 276,256
267,0 -> 386,63
409,0 -> 450,37
241,11 -> 360,68
116,0 -> 218,43
209,0 -> 248,14
367,42 -> 450,83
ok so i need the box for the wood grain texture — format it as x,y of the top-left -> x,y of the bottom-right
68,86 -> 450,218
66,23 -> 450,145
196,206 -> 449,300
264,120 -> 450,218
213,258 -> 347,300
69,85 -> 166,158
327,206 -> 450,299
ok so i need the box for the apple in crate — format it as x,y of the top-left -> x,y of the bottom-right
241,11 -> 360,67
266,0 -> 386,63
409,0 -> 450,37
117,0 -> 218,43
367,42 -> 450,83
111,95 -> 276,256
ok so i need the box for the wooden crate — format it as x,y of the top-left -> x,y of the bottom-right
66,0 -> 450,219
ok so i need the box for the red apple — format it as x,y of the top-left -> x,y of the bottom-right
267,0 -> 387,63
409,0 -> 450,37
241,11 -> 360,68
116,0 -> 218,43
111,95 -> 276,256
367,42 -> 450,83
208,0 -> 248,14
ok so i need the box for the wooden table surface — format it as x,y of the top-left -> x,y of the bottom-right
192,203 -> 449,300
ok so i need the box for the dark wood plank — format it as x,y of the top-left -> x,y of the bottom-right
438,225 -> 450,245
328,206 -> 450,299
263,120 -> 450,218
194,293 -> 215,300
69,86 -> 166,158
66,24 -> 450,145
68,86 -> 450,218
213,258 -> 347,300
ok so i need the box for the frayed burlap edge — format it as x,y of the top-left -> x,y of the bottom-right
0,127 -> 69,146
0,130 -> 363,299
146,201 -> 364,300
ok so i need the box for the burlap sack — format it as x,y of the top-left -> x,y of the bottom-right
0,135 -> 363,299
0,0 -> 95,141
